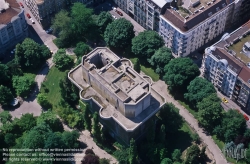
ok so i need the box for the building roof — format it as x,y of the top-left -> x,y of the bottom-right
152,0 -> 169,8
161,0 -> 231,32
0,0 -> 21,24
214,20 -> 250,64
212,47 -> 243,74
238,66 -> 250,86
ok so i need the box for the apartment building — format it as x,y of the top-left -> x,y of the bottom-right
68,47 -> 165,145
201,20 -> 250,113
113,0 -> 250,57
25,0 -> 93,25
0,0 -> 28,54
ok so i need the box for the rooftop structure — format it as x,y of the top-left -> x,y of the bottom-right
0,0 -> 21,24
68,47 -> 165,144
162,0 -> 229,32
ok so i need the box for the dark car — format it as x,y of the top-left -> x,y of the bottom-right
116,10 -> 123,16
26,13 -> 31,19
19,2 -> 24,8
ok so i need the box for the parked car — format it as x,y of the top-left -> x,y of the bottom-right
19,2 -> 24,8
30,18 -> 35,24
112,7 -> 116,10
222,97 -> 228,103
26,13 -> 31,19
244,114 -> 249,121
116,10 -> 123,16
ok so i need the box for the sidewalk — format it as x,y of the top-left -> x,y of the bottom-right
152,80 -> 228,164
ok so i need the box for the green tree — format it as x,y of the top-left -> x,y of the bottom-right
0,63 -> 10,85
148,47 -> 173,75
37,111 -> 63,132
44,132 -> 64,149
37,93 -> 51,109
132,31 -> 164,62
15,38 -> 50,69
6,59 -> 23,76
128,138 -> 138,164
104,18 -> 134,48
157,103 -> 183,133
16,113 -> 37,133
83,104 -> 92,131
163,58 -> 200,91
213,110 -> 246,142
197,93 -> 223,131
22,123 -> 52,149
74,42 -> 91,57
71,3 -> 95,39
53,49 -> 74,70
12,74 -> 35,98
4,133 -> 16,147
0,111 -> 12,124
52,10 -> 73,48
160,158 -> 172,164
0,85 -> 13,106
59,74 -> 79,105
99,158 -> 110,164
172,149 -> 181,162
159,124 -> 166,144
62,130 -> 80,148
246,145 -> 250,164
96,11 -> 113,33
184,77 -> 216,107
185,145 -> 200,164
92,112 -> 101,141
133,58 -> 140,73
113,148 -> 129,164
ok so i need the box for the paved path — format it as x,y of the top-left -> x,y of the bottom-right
63,125 -> 118,164
152,80 -> 228,164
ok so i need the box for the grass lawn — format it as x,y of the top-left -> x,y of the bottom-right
178,100 -> 198,118
129,58 -> 159,81
40,66 -> 67,108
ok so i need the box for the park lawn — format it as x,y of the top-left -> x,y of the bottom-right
41,66 -> 67,108
129,58 -> 159,81
178,100 -> 198,118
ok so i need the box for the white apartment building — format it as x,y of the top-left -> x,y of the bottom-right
159,0 -> 239,57
113,0 -> 250,57
202,46 -> 242,97
0,0 -> 28,54
201,20 -> 250,113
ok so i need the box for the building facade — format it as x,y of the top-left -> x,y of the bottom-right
0,0 -> 28,54
201,20 -> 250,113
25,0 -> 94,25
113,0 -> 250,57
68,47 -> 165,145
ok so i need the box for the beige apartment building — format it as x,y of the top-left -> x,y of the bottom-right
68,47 -> 165,145
0,0 -> 28,54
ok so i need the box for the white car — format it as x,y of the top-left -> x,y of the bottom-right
112,7 -> 116,10
112,15 -> 117,20
30,18 -> 35,24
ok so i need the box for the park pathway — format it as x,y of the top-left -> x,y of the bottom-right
152,80 -> 228,164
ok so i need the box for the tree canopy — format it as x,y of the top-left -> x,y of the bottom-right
15,38 -> 50,69
53,49 -> 74,70
0,85 -> 13,106
132,31 -> 164,62
197,93 -> 223,131
163,58 -> 200,91
37,111 -> 63,132
12,74 -> 35,98
37,93 -> 51,109
96,11 -> 113,33
0,63 -> 11,85
213,110 -> 246,142
185,145 -> 200,164
104,18 -> 135,49
184,77 -> 216,107
74,42 -> 91,57
0,111 -> 12,124
133,58 -> 140,73
148,47 -> 173,75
